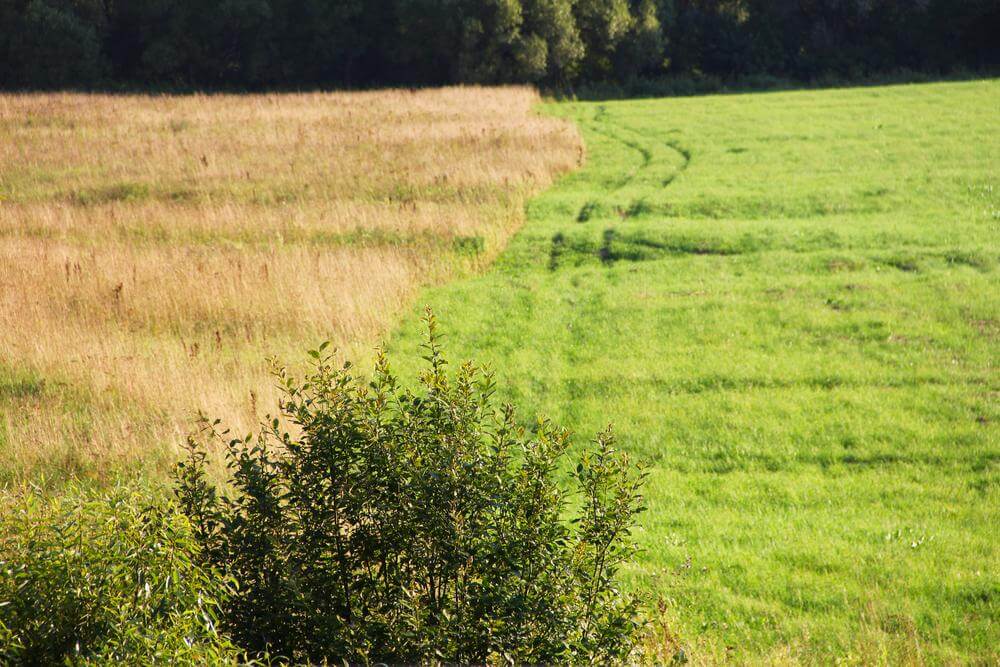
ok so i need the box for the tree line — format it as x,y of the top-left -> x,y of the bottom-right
1,0 -> 998,90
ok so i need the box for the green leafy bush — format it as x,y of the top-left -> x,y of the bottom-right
0,483 -> 236,664
177,312 -> 648,664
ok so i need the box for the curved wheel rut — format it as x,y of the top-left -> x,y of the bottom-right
576,105 -> 692,223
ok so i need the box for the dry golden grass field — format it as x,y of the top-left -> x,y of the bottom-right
0,87 -> 580,482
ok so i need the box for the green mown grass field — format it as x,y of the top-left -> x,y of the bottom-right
387,80 -> 999,662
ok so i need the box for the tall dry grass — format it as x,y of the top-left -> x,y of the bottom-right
0,87 -> 581,482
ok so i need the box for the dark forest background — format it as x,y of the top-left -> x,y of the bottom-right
1,0 -> 998,90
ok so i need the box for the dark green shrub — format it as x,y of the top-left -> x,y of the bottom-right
176,312 -> 648,664
0,483 -> 236,664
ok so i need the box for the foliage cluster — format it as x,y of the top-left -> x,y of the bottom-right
175,314 -> 647,663
0,0 -> 996,89
0,483 -> 236,664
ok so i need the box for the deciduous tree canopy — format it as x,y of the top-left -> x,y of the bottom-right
0,0 -> 997,88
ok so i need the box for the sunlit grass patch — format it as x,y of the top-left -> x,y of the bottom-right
0,88 -> 581,481
386,79 -> 1000,663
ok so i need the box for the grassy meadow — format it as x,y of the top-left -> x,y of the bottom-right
0,88 -> 580,482
1,79 -> 996,663
385,80 -> 1000,662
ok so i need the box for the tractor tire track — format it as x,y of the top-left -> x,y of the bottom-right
579,105 -> 651,193
575,106 -> 691,223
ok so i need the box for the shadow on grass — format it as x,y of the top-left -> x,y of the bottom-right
548,68 -> 1000,102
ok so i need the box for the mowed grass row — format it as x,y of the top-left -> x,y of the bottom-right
0,89 -> 581,482
386,80 -> 999,662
